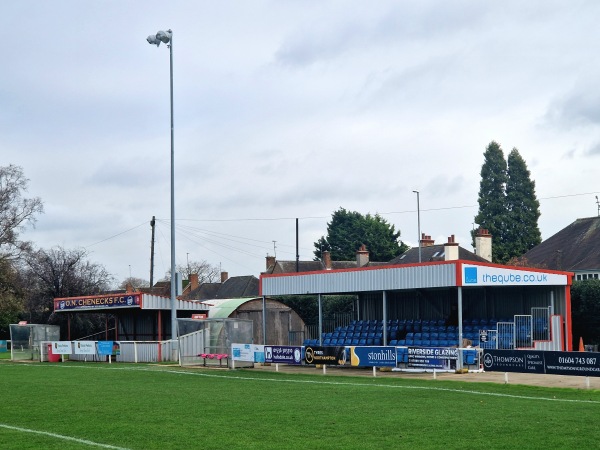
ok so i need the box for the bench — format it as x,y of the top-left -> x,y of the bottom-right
198,353 -> 229,367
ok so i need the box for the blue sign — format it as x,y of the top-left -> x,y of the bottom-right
464,267 -> 478,284
350,346 -> 397,367
97,341 -> 113,356
264,346 -> 303,365
0,340 -> 6,353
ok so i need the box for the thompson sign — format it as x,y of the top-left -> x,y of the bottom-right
483,350 -> 600,377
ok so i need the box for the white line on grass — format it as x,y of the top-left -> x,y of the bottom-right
17,363 -> 600,405
0,423 -> 130,449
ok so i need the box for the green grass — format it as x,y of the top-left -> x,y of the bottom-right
0,362 -> 599,449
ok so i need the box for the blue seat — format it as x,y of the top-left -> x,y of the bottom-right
390,340 -> 398,346
359,339 -> 367,346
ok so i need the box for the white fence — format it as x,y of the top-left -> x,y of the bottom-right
47,340 -> 179,363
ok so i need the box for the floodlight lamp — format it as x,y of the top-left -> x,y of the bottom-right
156,30 -> 172,44
147,35 -> 161,46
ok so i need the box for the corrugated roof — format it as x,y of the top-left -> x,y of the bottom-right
200,297 -> 261,319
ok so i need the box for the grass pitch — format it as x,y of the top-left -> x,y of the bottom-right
0,361 -> 599,449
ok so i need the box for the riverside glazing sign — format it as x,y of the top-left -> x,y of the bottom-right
54,293 -> 141,311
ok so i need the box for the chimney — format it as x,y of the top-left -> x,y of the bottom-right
126,282 -> 134,293
220,271 -> 229,283
444,235 -> 459,261
189,273 -> 199,291
420,233 -> 435,247
323,250 -> 332,270
475,228 -> 493,262
266,255 -> 276,270
356,244 -> 370,267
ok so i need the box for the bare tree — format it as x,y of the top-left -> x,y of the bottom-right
119,277 -> 150,290
21,246 -> 113,324
0,165 -> 43,261
164,259 -> 220,283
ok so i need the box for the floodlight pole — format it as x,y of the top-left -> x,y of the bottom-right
147,29 -> 177,342
413,190 -> 421,263
168,31 -> 177,342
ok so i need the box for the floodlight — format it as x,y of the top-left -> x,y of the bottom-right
147,35 -> 161,46
156,30 -> 172,44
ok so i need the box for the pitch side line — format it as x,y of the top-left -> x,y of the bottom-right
0,423 -> 130,450
18,363 -> 600,405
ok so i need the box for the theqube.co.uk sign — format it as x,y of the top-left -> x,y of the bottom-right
462,265 -> 567,287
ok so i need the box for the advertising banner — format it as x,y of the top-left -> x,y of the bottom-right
232,343 -> 262,362
264,346 -> 303,365
304,346 -> 346,365
51,341 -> 72,355
74,341 -> 96,355
407,347 -> 458,369
350,346 -> 396,367
0,340 -> 6,353
54,293 -> 141,312
483,350 -> 600,376
97,341 -> 114,356
462,264 -> 567,287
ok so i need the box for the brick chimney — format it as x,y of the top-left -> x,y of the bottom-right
189,273 -> 199,291
475,228 -> 492,262
444,235 -> 459,261
126,282 -> 134,293
356,244 -> 369,267
420,233 -> 435,247
266,255 -> 276,270
221,271 -> 229,283
323,250 -> 332,270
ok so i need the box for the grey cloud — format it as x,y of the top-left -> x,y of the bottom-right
545,89 -> 600,129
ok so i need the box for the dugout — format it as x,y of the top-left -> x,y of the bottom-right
53,292 -> 209,342
260,260 -> 574,350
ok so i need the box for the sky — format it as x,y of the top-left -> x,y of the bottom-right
3,1 -> 600,288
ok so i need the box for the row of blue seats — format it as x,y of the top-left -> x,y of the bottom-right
303,338 -> 479,348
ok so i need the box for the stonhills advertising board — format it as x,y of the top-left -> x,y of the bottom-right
483,350 -> 600,376
350,346 -> 396,367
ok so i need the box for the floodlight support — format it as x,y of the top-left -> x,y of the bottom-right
413,190 -> 421,263
147,29 -> 177,342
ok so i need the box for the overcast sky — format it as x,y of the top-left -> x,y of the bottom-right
3,1 -> 600,287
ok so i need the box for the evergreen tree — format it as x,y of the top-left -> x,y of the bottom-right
473,142 -> 542,264
473,141 -> 508,263
505,148 -> 542,258
314,207 -> 408,262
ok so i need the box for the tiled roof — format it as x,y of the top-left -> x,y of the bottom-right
521,217 -> 600,270
388,245 -> 489,265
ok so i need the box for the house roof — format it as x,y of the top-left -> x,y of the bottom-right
185,275 -> 259,300
521,216 -> 600,271
264,259 -> 386,274
388,244 -> 489,265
